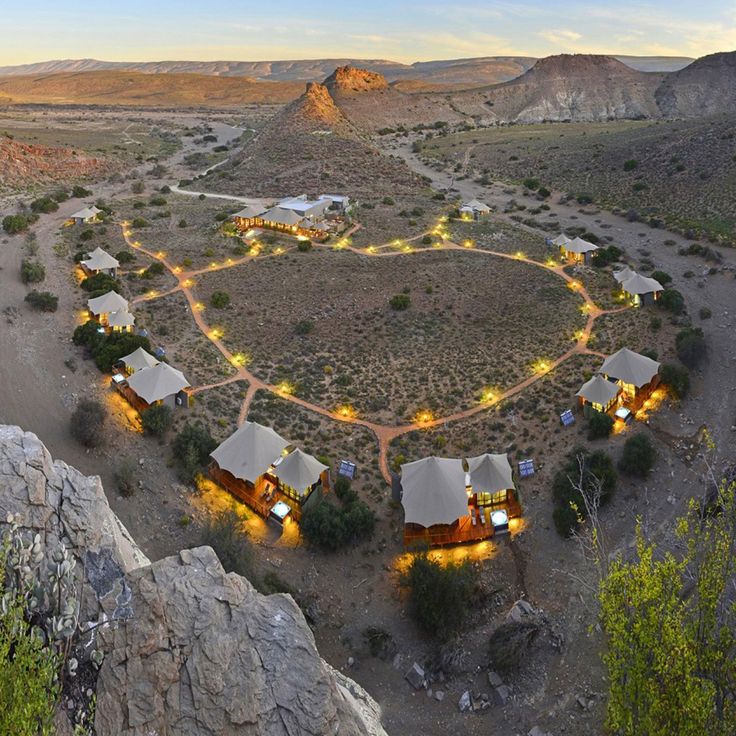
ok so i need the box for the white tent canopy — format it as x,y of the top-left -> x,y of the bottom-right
400,456 -> 468,527
121,347 -> 159,373
467,453 -> 514,495
621,272 -> 664,295
81,247 -> 119,272
462,199 -> 490,213
127,362 -> 189,404
576,374 -> 621,406
613,266 -> 635,283
107,310 -> 135,328
273,448 -> 328,496
599,348 -> 660,388
232,205 -> 266,219
211,421 -> 290,484
70,206 -> 101,221
564,236 -> 598,254
261,207 -> 303,226
551,233 -> 570,246
87,290 -> 128,316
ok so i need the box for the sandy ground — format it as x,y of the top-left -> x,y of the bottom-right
1,112 -> 735,735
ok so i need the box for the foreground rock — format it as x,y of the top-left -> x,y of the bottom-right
0,425 -> 386,736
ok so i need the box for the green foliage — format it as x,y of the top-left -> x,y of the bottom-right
29,196 -> 59,214
71,185 -> 91,198
587,410 -> 614,440
80,272 -> 118,293
24,291 -> 58,312
623,159 -> 638,171
402,555 -> 475,640
651,269 -> 672,285
522,177 -> 540,190
202,508 -> 252,578
599,482 -> 736,735
661,363 -> 690,399
552,449 -> 617,537
92,333 -> 151,372
172,422 -> 217,482
537,186 -> 551,198
149,195 -> 167,206
114,460 -> 137,497
301,481 -> 375,551
70,399 -> 106,447
297,239 -> 312,252
389,293 -> 411,310
141,262 -> 165,278
2,213 -> 36,234
131,217 -> 148,228
140,403 -> 173,436
116,250 -> 135,264
676,326 -> 706,368
78,228 -> 94,242
659,288 -> 685,314
73,320 -> 104,349
210,291 -> 231,309
592,245 -> 623,268
294,319 -> 314,335
699,307 -> 712,320
20,259 -> 45,284
619,434 -> 656,477
382,196 -> 395,205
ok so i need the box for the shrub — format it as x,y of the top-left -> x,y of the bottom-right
73,319 -> 105,348
294,319 -> 314,335
422,235 -> 432,245
522,177 -> 540,190
659,288 -> 685,314
79,228 -> 94,242
80,272 -> 118,293
676,327 -> 706,368
2,213 -> 34,234
651,270 -> 672,285
592,245 -> 623,268
488,620 -> 542,674
178,219 -> 188,228
140,404 -> 172,436
142,262 -> 165,278
619,434 -> 656,477
20,259 -> 45,284
389,294 -> 411,310
699,307 -> 712,320
131,180 -> 145,194
149,195 -> 167,206
588,410 -> 614,440
402,555 -> 475,640
30,196 -> 59,214
71,185 -> 91,197
382,196 -> 395,205
116,250 -> 135,264
92,333 -> 151,372
202,508 -> 253,578
114,459 -> 137,497
131,217 -> 148,228
661,363 -> 690,399
172,422 -> 217,482
70,399 -> 106,447
623,159 -> 638,171
537,186 -> 551,198
24,290 -> 58,312
297,239 -> 312,252
210,291 -> 231,309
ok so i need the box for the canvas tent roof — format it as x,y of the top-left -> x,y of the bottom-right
261,207 -> 303,226
551,233 -> 570,246
463,199 -> 490,212
621,272 -> 664,295
273,448 -> 328,495
576,374 -> 621,406
232,205 -> 266,219
613,266 -> 634,283
107,310 -> 135,328
564,236 -> 598,254
211,421 -> 290,484
467,453 -> 514,495
71,206 -> 101,220
121,346 -> 159,373
400,456 -> 468,528
599,348 -> 660,388
87,290 -> 128,315
127,362 -> 189,404
81,247 -> 119,271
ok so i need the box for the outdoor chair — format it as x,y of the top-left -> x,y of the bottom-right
478,507 -> 486,525
470,507 -> 477,526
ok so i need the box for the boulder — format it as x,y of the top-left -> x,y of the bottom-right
405,662 -> 426,690
506,599 -> 536,623
493,684 -> 512,706
0,426 -> 387,736
487,670 -> 503,688
458,690 -> 472,712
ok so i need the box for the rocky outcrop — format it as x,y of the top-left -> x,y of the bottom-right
325,66 -> 389,93
0,426 -> 387,736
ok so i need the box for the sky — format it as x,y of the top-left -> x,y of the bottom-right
2,1 -> 735,66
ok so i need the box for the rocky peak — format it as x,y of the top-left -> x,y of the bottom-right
0,425 -> 387,736
324,65 -> 389,93
524,53 -> 641,79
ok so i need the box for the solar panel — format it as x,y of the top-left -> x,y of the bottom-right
518,459 -> 535,478
560,409 -> 575,426
338,460 -> 356,479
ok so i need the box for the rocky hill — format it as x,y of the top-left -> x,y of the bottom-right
0,424 -> 387,736
0,135 -> 108,188
655,51 -> 736,118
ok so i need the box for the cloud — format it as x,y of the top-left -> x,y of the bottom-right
537,29 -> 583,44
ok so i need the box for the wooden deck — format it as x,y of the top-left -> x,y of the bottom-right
209,464 -> 307,523
111,378 -> 150,413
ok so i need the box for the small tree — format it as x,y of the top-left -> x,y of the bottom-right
70,399 -> 106,447
202,508 -> 252,578
619,434 -> 656,477
2,214 -> 34,234
20,259 -> 45,284
661,363 -> 690,399
402,555 -> 475,640
651,269 -> 672,285
30,196 -> 58,214
676,327 -> 706,368
24,291 -> 58,312
297,239 -> 312,252
210,291 -> 231,309
389,294 -> 411,310
588,410 -> 614,440
659,288 -> 685,314
294,319 -> 314,335
172,422 -> 217,482
140,404 -> 172,436
80,272 -> 118,293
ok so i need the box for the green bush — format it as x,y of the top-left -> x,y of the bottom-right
116,250 -> 135,264
588,410 -> 614,440
210,291 -> 231,309
699,307 -> 712,320
20,259 -> 45,284
294,319 -> 314,335
659,288 -> 685,315
24,290 -> 58,312
619,434 -> 656,477
142,262 -> 165,278
70,399 -> 106,447
131,217 -> 148,228
202,508 -> 253,578
651,270 -> 672,285
92,333 -> 151,372
537,186 -> 551,198
80,272 -> 118,293
140,404 -> 173,436
402,555 -> 475,640
71,185 -> 91,198
297,239 -> 312,252
149,195 -> 167,206
675,327 -> 706,368
79,228 -> 94,242
623,159 -> 638,171
592,245 -> 623,268
661,363 -> 690,399
389,294 -> 411,310
172,422 -> 217,482
2,213 -> 36,234
382,196 -> 395,205
29,196 -> 58,214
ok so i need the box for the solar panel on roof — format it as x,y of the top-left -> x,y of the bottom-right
338,460 -> 356,479
518,459 -> 535,478
560,409 -> 575,426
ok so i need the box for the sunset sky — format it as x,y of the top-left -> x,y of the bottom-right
3,0 -> 735,65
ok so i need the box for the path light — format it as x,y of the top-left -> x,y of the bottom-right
183,278 -> 194,288
231,352 -> 250,367
534,359 -> 550,374
463,239 -> 474,248
274,246 -> 284,255
366,246 -> 376,254
515,251 -> 525,259
580,304 -> 591,314
137,268 -> 146,275
403,244 -> 412,253
415,410 -> 433,424
157,251 -> 166,258
573,329 -> 585,342
546,258 -> 557,267
210,262 -> 218,269
173,266 -> 182,274
336,404 -> 357,419
194,302 -> 205,312
249,246 -> 260,256
568,280 -> 580,290
209,327 -> 224,340
226,258 -> 234,265
277,381 -> 294,396
147,290 -> 158,298
480,387 -> 495,404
